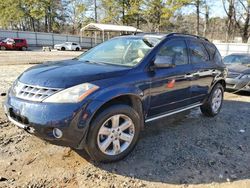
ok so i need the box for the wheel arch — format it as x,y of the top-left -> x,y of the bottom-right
212,79 -> 226,90
90,94 -> 144,130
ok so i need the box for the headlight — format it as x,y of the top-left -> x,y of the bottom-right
43,83 -> 99,103
241,74 -> 250,79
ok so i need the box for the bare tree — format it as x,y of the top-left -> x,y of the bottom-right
222,0 -> 236,42
234,0 -> 250,43
203,2 -> 209,37
94,0 -> 98,22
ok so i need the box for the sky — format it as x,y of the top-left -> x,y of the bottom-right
182,0 -> 227,18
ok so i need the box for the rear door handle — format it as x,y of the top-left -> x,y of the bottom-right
185,73 -> 193,79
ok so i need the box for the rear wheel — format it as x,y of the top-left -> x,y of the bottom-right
0,46 -> 6,50
61,47 -> 66,51
200,83 -> 224,117
21,46 -> 27,51
86,105 -> 140,162
75,47 -> 80,51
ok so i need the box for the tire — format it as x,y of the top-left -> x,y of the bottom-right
61,47 -> 66,51
200,83 -> 224,117
86,104 -> 141,162
75,47 -> 80,51
21,47 -> 27,51
0,46 -> 6,50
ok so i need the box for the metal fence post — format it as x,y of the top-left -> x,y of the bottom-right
247,44 -> 250,54
52,33 -> 54,46
35,32 -> 38,46
226,43 -> 230,56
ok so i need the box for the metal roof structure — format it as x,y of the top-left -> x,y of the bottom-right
80,23 -> 143,43
80,23 -> 142,33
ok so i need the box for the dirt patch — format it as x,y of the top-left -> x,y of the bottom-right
0,52 -> 250,187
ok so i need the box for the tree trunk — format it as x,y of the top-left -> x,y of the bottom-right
45,14 -> 48,32
94,0 -> 98,23
203,5 -> 209,37
241,5 -> 250,43
122,0 -> 125,25
226,0 -> 235,42
196,0 -> 200,35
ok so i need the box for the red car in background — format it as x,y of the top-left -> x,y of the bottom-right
0,38 -> 28,51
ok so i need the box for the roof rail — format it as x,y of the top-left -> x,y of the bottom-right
167,33 -> 209,42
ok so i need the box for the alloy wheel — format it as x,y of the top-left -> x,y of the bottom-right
97,114 -> 135,156
212,88 -> 222,113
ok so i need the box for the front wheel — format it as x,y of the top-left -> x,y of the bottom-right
86,105 -> 141,162
200,83 -> 224,117
0,46 -> 6,50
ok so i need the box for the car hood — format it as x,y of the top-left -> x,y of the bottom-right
226,64 -> 250,74
19,60 -> 131,88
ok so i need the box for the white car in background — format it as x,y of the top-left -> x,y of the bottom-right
54,42 -> 81,51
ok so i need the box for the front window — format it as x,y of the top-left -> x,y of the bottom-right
223,55 -> 250,64
78,37 -> 159,67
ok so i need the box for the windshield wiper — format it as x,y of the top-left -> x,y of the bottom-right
81,60 -> 107,65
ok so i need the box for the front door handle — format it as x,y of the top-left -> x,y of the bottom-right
212,69 -> 217,76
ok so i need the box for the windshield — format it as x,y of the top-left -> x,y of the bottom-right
78,37 -> 159,67
1,38 -> 9,42
223,55 -> 250,64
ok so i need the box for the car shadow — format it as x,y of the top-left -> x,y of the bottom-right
226,90 -> 250,96
75,99 -> 250,185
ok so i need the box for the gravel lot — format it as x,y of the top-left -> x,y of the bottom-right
0,51 -> 250,188
0,50 -> 82,65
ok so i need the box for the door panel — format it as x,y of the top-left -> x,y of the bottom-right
187,40 -> 215,103
148,64 -> 193,117
147,39 -> 193,118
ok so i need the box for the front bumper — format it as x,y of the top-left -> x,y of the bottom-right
3,95 -> 91,149
226,78 -> 250,92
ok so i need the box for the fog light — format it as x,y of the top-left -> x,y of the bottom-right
53,128 -> 63,139
26,126 -> 35,134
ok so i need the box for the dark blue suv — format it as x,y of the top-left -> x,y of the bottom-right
3,33 -> 227,162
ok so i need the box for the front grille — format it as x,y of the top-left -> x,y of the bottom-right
12,81 -> 61,102
227,72 -> 241,79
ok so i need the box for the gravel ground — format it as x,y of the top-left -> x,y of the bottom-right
0,52 -> 250,188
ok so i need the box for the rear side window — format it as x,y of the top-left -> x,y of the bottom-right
188,40 -> 209,63
14,39 -> 24,43
214,50 -> 223,64
204,43 -> 216,59
157,39 -> 188,65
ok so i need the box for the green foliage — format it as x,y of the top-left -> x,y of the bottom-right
0,0 -> 248,42
0,0 -> 24,27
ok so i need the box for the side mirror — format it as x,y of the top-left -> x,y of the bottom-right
154,56 -> 175,68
